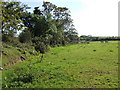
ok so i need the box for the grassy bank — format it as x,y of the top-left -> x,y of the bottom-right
2,41 -> 119,88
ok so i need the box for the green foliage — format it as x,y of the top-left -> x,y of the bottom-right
19,29 -> 31,43
2,1 -> 30,35
2,33 -> 21,47
80,35 -> 120,41
2,1 -> 79,53
31,37 -> 50,53
33,7 -> 42,15
32,15 -> 49,37
21,1 -> 78,47
34,42 -> 50,54
2,33 -> 13,42
64,24 -> 79,43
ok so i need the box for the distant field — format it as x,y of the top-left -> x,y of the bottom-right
2,41 -> 119,88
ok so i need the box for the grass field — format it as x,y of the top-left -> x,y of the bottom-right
2,41 -> 119,88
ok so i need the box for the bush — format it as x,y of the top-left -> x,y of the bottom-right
34,42 -> 50,53
32,37 -> 50,53
2,33 -> 21,46
19,29 -> 31,43
2,33 -> 14,43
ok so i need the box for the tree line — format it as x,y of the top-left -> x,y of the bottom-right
80,35 -> 120,41
2,1 -> 79,53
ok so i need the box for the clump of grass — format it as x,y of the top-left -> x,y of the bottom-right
109,50 -> 113,52
93,49 -> 96,52
63,58 -> 66,60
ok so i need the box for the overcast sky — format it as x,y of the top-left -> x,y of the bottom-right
15,0 -> 119,36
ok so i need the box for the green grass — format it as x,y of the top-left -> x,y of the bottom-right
2,41 -> 119,88
2,44 -> 21,66
2,43 -> 37,67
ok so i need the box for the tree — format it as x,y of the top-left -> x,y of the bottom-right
64,24 -> 79,43
42,1 -> 56,20
2,1 -> 30,36
33,7 -> 42,15
32,15 -> 49,37
20,12 -> 33,34
20,1 -> 78,48
42,2 -> 74,45
21,7 -> 50,38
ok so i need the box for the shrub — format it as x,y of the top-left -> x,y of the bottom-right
19,29 -> 31,43
2,33 -> 14,43
34,42 -> 50,53
32,37 -> 50,53
2,33 -> 21,47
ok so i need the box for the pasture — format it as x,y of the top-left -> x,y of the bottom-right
2,41 -> 119,88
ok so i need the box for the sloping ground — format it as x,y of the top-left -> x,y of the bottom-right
2,43 -> 38,68
2,41 -> 119,88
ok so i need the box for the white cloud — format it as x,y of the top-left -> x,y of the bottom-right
71,0 -> 119,36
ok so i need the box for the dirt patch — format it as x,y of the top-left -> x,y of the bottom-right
4,56 -> 26,67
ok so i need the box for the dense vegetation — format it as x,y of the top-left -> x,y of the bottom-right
2,1 -> 79,54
